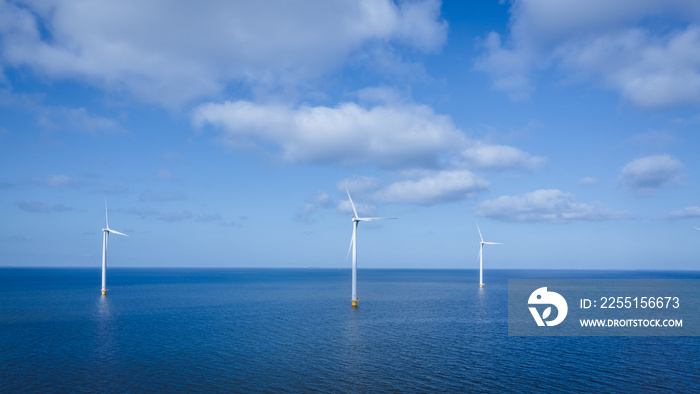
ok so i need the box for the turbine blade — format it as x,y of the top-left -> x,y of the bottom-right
105,198 -> 109,228
695,227 -> 700,231
108,229 -> 128,237
477,223 -> 484,243
483,242 -> 502,245
346,233 -> 354,261
358,217 -> 397,221
346,188 -> 359,219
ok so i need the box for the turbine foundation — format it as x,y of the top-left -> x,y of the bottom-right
479,283 -> 484,288
101,289 -> 107,296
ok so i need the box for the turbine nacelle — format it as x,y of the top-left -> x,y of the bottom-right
353,217 -> 396,223
104,200 -> 128,237
346,189 -> 395,225
477,224 -> 502,246
105,228 -> 128,237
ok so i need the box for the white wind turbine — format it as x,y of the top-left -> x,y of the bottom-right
346,189 -> 396,307
101,200 -> 127,295
477,224 -> 501,288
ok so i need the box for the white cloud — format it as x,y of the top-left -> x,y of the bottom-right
474,32 -> 533,100
337,176 -> 383,195
193,101 -> 467,168
0,0 -> 447,107
304,192 -> 332,212
194,99 -> 546,207
475,0 -> 700,109
194,100 -> 546,173
457,142 -> 546,171
373,170 -> 489,205
38,106 -> 123,134
295,191 -> 332,223
337,199 -> 377,217
473,189 -> 633,223
0,89 -> 123,133
558,27 -> 700,109
655,205 -> 700,220
619,154 -> 684,192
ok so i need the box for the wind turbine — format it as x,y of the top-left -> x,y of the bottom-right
346,189 -> 396,307
477,224 -> 501,288
101,200 -> 127,295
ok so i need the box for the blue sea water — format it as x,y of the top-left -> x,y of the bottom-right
1,268 -> 699,392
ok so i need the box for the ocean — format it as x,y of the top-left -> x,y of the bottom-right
1,268 -> 699,392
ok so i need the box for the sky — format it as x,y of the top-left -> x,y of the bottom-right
1,0 -> 699,270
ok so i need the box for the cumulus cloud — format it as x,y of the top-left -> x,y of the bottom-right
474,32 -> 534,100
295,191 -> 333,223
619,154 -> 684,193
38,106 -> 123,133
654,205 -> 700,220
337,199 -> 377,217
337,176 -> 383,195
373,170 -> 489,205
457,142 -> 546,171
194,98 -> 547,205
194,100 -> 545,173
0,89 -> 123,133
473,189 -> 633,223
193,101 -> 467,168
0,0 -> 446,107
475,0 -> 700,109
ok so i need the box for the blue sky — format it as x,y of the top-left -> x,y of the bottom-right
1,0 -> 699,270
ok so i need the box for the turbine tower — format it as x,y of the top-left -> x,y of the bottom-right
477,224 -> 501,288
346,189 -> 396,307
101,200 -> 127,295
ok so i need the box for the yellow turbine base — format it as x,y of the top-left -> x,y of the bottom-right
479,283 -> 484,288
101,289 -> 107,296
352,300 -> 357,307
